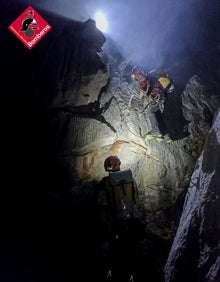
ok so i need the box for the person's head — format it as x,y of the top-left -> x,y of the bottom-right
104,155 -> 121,172
131,65 -> 146,82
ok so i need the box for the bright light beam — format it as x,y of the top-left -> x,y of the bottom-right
94,11 -> 108,33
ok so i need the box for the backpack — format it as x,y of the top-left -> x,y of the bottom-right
148,67 -> 174,93
106,169 -> 140,221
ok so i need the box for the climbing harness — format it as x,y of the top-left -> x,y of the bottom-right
141,93 -> 162,113
149,93 -> 160,106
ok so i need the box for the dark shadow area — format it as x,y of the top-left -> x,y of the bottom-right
163,89 -> 190,141
0,179 -> 173,282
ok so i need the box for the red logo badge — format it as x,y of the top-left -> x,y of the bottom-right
8,6 -> 52,49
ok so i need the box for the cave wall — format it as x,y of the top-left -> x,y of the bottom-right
164,109 -> 220,282
1,2 -> 220,281
2,2 -> 220,234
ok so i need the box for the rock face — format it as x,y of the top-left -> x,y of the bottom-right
2,1 -> 220,228
1,1 -> 220,281
164,109 -> 220,282
41,51 -> 219,234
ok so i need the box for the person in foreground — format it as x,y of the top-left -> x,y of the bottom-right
96,155 -> 146,282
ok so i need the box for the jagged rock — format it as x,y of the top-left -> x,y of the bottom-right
164,109 -> 220,282
182,75 -> 215,138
